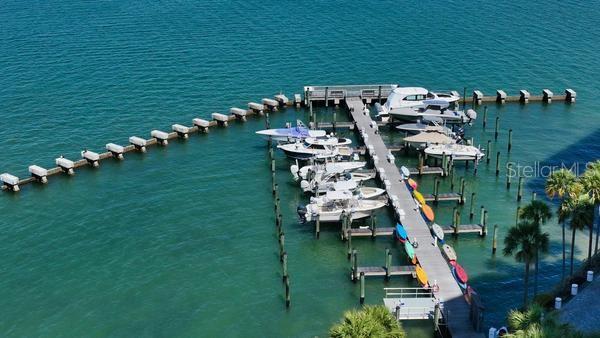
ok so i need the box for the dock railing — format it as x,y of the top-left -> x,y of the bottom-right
384,287 -> 434,299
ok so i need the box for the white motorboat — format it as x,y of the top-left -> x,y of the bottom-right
300,171 -> 375,194
377,87 -> 461,112
314,180 -> 386,200
290,161 -> 366,181
255,120 -> 326,141
297,192 -> 387,223
277,137 -> 353,160
424,143 -> 485,161
396,119 -> 454,135
389,100 -> 477,124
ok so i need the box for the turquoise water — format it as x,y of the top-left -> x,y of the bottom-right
1,0 -> 599,336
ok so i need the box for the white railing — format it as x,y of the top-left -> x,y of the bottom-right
384,287 -> 434,299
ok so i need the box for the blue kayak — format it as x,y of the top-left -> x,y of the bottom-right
395,223 -> 407,243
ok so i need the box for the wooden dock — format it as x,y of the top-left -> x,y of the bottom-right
441,224 -> 486,236
345,95 -> 483,337
408,166 -> 444,176
422,192 -> 462,203
348,227 -> 395,237
350,249 -> 416,281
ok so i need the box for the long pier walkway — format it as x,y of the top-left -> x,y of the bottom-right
346,97 -> 482,337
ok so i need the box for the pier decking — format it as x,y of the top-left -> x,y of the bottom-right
346,96 -> 483,337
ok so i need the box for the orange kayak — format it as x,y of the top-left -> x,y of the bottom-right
422,204 -> 435,222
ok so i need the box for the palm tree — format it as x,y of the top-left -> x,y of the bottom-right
567,194 -> 594,275
506,304 -> 579,338
519,201 -> 552,297
329,305 -> 406,338
546,169 -> 577,281
580,162 -> 600,256
503,221 -> 549,306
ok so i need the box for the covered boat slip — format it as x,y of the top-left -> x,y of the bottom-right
346,97 -> 483,337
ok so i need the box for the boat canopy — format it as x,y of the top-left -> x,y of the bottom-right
403,131 -> 454,145
325,190 -> 352,200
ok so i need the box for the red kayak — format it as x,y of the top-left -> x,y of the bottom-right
450,261 -> 468,287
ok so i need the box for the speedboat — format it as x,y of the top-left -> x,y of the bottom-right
314,180 -> 385,199
378,87 -> 461,111
277,136 -> 353,160
396,119 -> 455,135
255,120 -> 326,141
300,171 -> 375,194
402,131 -> 458,150
290,161 -> 366,181
389,100 -> 477,124
424,143 -> 485,162
297,192 -> 386,223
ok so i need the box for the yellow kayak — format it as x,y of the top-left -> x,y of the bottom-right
415,265 -> 429,287
413,190 -> 426,205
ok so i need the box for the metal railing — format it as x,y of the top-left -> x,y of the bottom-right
384,287 -> 434,299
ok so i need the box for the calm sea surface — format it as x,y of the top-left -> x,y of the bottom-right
1,1 -> 599,336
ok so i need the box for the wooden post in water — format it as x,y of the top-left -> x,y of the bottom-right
495,151 -> 501,176
315,214 -> 320,239
450,166 -> 455,191
486,140 -> 492,164
470,192 -> 476,219
483,210 -> 488,232
282,251 -> 288,282
347,232 -> 352,259
480,206 -> 485,227
332,109 -> 337,132
517,176 -> 524,201
265,111 -> 271,130
532,192 -> 537,201
360,272 -> 365,304
385,248 -> 391,281
508,129 -> 513,152
482,106 -> 488,129
285,277 -> 291,308
442,153 -> 448,177
453,207 -> 459,236
309,100 -> 314,127
434,177 -> 440,205
492,225 -> 498,254
341,211 -> 347,241
494,116 -> 500,140
418,152 -> 424,176
459,178 -> 466,204
324,86 -> 329,107
351,249 -> 358,282
506,163 -> 513,189
463,87 -> 467,107
516,206 -> 521,226
371,214 -> 377,239
279,232 -> 285,261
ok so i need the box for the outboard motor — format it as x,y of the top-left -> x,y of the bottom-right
300,180 -> 311,193
290,164 -> 299,181
466,109 -> 477,122
297,205 -> 308,223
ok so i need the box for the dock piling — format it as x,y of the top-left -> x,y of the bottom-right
492,225 -> 498,254
459,178 -> 466,204
28,165 -> 48,184
315,214 -> 321,239
469,192 -> 476,219
507,129 -> 513,152
506,163 -> 513,189
360,272 -> 365,304
495,151 -> 501,176
434,177 -> 440,205
285,277 -> 291,308
282,251 -> 288,282
482,106 -> 488,129
385,248 -> 392,280
486,140 -> 492,164
351,249 -> 358,282
494,116 -> 500,140
517,176 -> 524,201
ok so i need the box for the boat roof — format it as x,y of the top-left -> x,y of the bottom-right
403,131 -> 454,145
325,190 -> 352,200
332,180 -> 358,190
305,136 -> 348,145
390,87 -> 429,95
